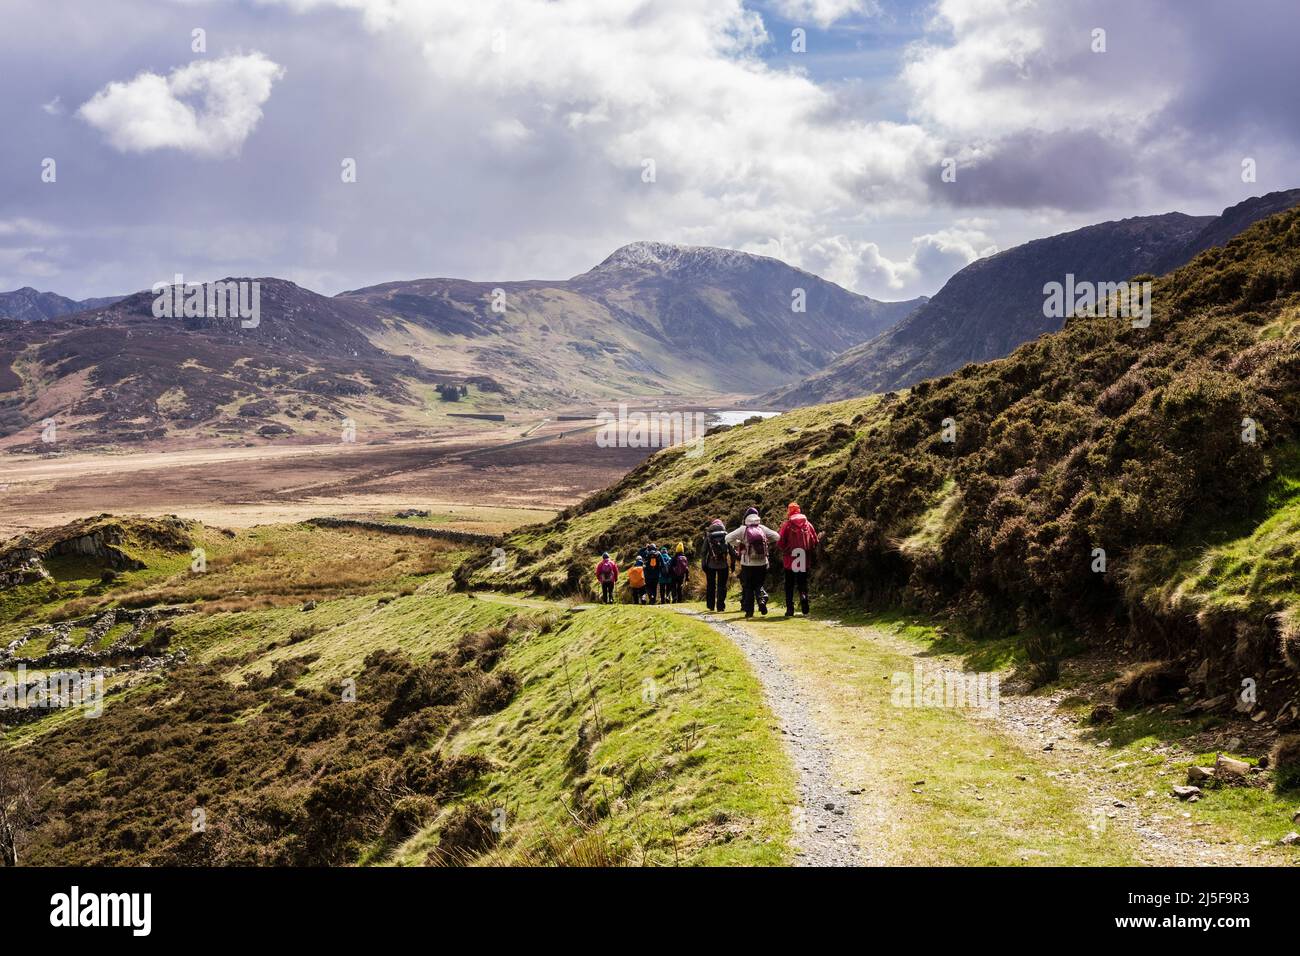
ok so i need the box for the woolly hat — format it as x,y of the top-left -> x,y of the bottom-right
602,552 -> 610,559
634,557 -> 644,565
787,503 -> 801,517
709,518 -> 724,529
674,542 -> 684,554
744,506 -> 759,518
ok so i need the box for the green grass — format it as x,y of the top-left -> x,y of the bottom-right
203,591 -> 520,690
872,606 -> 1300,859
390,600 -> 796,866
898,477 -> 959,557
819,601 -> 1026,672
361,505 -> 555,535
1141,447 -> 1300,621
1075,709 -> 1299,856
0,521 -> 469,643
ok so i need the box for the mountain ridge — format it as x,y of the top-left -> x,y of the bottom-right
0,286 -> 125,322
764,189 -> 1300,408
0,245 -> 922,449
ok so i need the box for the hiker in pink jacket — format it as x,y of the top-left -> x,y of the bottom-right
595,552 -> 619,604
778,503 -> 819,616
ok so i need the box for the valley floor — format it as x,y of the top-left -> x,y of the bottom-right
0,426 -> 648,537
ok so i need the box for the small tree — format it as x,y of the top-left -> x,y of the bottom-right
436,383 -> 464,402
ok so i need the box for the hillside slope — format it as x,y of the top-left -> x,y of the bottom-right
766,190 -> 1300,408
0,278 -> 435,449
465,206 -> 1300,725
0,515 -> 796,866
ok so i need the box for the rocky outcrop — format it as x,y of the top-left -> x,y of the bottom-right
0,515 -> 195,590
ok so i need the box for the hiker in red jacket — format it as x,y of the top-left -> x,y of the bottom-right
778,503 -> 819,617
595,552 -> 619,604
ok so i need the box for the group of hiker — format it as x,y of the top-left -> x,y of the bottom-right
593,504 -> 820,619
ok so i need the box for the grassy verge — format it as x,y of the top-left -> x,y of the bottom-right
800,601 -> 1298,862
391,600 -> 796,865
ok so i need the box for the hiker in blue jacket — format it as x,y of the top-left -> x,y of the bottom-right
640,542 -> 663,604
657,545 -> 674,604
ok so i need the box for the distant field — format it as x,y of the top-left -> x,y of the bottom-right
0,425 -> 651,539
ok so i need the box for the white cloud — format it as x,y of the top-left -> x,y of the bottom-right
903,0 -> 1168,138
486,117 -> 532,149
258,0 -> 939,266
0,218 -> 60,239
771,0 -> 881,27
41,95 -> 62,115
77,52 -> 285,157
762,224 -> 996,298
11,0 -> 1294,301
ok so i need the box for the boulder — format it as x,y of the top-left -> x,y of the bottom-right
1114,661 -> 1187,709
1172,785 -> 1202,800
1214,753 -> 1252,783
1087,704 -> 1115,725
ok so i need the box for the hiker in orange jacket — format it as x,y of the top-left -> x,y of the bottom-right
595,552 -> 619,604
626,558 -> 647,604
778,503 -> 819,616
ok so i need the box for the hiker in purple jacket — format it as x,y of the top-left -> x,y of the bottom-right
725,507 -> 779,618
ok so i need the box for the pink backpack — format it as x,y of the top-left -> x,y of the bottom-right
744,524 -> 768,559
784,517 -> 814,553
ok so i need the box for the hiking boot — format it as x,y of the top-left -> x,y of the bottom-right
800,596 -> 810,615
745,611 -> 754,619
784,607 -> 795,618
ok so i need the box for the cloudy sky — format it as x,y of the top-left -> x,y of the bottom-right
2,0 -> 1297,300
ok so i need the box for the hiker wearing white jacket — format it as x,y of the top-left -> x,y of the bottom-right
726,507 -> 779,618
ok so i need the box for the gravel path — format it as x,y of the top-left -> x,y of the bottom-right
685,611 -> 868,866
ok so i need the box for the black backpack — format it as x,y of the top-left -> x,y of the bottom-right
706,529 -> 729,563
